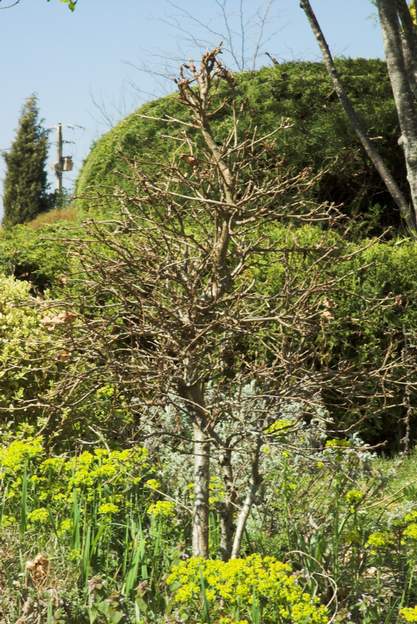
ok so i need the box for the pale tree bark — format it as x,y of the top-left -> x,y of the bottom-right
300,0 -> 416,231
231,436 -> 262,559
376,0 -> 417,231
179,381 -> 211,558
175,53 -> 235,557
396,1 -> 417,93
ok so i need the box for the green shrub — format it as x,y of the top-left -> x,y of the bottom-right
76,58 -> 403,234
0,275 -> 58,427
167,554 -> 328,624
27,204 -> 78,229
1,428 -> 417,622
254,225 -> 417,447
0,220 -> 80,295
248,437 -> 417,623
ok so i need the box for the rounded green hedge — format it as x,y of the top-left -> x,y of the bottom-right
76,58 -> 404,234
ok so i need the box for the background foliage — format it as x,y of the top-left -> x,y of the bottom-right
3,95 -> 51,227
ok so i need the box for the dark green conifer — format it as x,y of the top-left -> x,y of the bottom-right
3,95 -> 49,226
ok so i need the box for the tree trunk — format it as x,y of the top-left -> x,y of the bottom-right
396,0 -> 417,94
300,0 -> 416,231
192,420 -> 210,557
179,380 -> 211,558
377,0 -> 417,228
219,502 -> 234,560
219,447 -> 236,560
231,437 -> 262,559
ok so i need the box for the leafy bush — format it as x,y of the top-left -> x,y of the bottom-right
27,220 -> 417,449
4,216 -> 412,450
27,204 -> 78,229
321,237 -> 417,447
0,275 -> 58,427
167,554 -> 328,624
255,225 -> 417,448
0,220 -> 79,295
0,435 -> 152,539
2,429 -> 417,623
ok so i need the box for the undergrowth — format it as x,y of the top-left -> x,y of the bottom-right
1,430 -> 417,623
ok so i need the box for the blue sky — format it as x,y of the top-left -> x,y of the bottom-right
1,0 -> 384,207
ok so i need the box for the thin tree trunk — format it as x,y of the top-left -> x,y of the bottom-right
219,447 -> 236,560
231,437 -> 262,559
192,420 -> 210,557
219,501 -> 234,560
400,29 -> 417,99
377,0 -> 417,229
300,0 -> 416,231
179,379 -> 211,558
396,0 -> 417,93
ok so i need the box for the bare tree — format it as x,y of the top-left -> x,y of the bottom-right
43,48 -> 410,560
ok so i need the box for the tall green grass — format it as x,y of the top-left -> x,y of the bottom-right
2,434 -> 417,622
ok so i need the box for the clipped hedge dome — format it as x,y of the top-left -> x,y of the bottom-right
77,58 -> 405,235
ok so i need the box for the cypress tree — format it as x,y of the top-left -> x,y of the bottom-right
2,95 -> 49,226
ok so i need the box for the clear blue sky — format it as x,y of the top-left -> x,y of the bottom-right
1,0 -> 384,209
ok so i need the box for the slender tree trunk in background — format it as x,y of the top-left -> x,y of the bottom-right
192,419 -> 210,557
299,0 -> 416,232
396,0 -> 417,94
219,448 -> 236,560
219,499 -> 235,561
231,437 -> 262,559
376,0 -> 417,230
